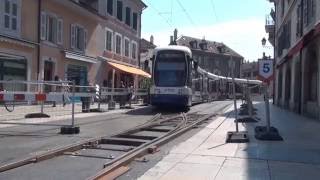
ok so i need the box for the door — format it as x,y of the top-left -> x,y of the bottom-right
44,61 -> 54,92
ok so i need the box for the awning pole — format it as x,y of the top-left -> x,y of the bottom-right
111,69 -> 115,102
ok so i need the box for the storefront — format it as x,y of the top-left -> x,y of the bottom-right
66,64 -> 88,86
0,53 -> 27,91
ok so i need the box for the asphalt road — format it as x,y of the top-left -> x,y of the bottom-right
0,100 -> 233,180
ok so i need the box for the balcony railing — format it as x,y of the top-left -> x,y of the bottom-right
103,51 -> 138,67
265,15 -> 275,26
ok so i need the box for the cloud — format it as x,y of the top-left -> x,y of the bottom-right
142,18 -> 274,61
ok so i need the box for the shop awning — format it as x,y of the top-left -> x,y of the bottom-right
107,61 -> 151,78
65,51 -> 98,64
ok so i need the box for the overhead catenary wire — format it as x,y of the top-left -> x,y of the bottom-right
209,0 -> 219,22
144,0 -> 173,28
176,0 -> 197,28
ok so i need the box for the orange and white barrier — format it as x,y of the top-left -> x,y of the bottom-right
0,92 -> 64,102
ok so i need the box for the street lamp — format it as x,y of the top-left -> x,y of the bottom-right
261,37 -> 267,47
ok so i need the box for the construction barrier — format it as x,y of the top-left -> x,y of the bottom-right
0,80 -> 149,132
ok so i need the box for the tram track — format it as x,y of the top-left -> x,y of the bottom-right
0,103 -> 231,180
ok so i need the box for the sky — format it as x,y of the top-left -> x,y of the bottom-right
141,0 -> 274,61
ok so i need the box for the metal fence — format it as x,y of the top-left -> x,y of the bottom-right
0,80 -> 149,133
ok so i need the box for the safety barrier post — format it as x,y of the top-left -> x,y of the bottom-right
40,83 -> 44,115
254,84 -> 282,141
108,69 -> 116,110
71,81 -> 75,127
226,58 -> 249,143
98,84 -> 101,110
60,80 -> 80,134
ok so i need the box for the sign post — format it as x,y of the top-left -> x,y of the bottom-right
255,59 -> 282,141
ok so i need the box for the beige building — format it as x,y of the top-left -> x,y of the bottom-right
0,0 -> 148,92
0,0 -> 39,91
266,0 -> 320,118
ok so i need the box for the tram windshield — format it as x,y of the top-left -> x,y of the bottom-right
154,51 -> 187,87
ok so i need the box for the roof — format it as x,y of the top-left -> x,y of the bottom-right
176,36 -> 243,59
154,45 -> 192,57
140,38 -> 156,52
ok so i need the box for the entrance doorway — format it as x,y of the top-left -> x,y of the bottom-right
44,61 -> 54,92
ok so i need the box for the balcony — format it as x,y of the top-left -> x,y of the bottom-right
265,15 -> 275,46
103,51 -> 138,67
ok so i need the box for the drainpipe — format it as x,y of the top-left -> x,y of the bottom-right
273,4 -> 276,104
37,0 -> 42,80
298,0 -> 304,114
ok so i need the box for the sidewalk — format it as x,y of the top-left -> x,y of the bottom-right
138,101 -> 320,180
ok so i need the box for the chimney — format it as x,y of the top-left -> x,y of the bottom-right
169,36 -> 174,45
174,28 -> 178,41
150,35 -> 154,44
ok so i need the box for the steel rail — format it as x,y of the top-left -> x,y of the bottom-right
88,113 -> 216,180
0,114 -> 162,173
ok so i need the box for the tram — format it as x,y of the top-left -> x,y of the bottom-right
149,46 -> 217,107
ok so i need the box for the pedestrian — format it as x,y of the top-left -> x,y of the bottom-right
81,81 -> 91,113
52,75 -> 59,107
120,81 -> 126,108
127,83 -> 134,108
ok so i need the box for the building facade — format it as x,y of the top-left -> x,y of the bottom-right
266,0 -> 320,118
176,36 -> 243,78
242,61 -> 258,80
140,36 -> 156,74
0,0 -> 148,92
0,0 -> 39,91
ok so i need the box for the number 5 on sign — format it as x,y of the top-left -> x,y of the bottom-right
258,60 -> 273,83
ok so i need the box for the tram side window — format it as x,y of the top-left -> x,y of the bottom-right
194,72 -> 201,91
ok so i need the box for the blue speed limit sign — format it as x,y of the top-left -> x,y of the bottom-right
258,60 -> 273,82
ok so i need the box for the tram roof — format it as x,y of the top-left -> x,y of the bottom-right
154,46 -> 192,57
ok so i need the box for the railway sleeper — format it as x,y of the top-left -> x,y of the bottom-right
116,134 -> 158,140
100,137 -> 149,147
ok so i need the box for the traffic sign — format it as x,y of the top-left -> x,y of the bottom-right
258,59 -> 273,83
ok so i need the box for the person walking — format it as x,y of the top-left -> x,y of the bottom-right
120,81 -> 126,109
52,75 -> 60,107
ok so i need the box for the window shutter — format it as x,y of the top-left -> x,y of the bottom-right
52,18 -> 58,43
84,29 -> 88,51
303,0 -> 308,26
40,11 -> 47,40
57,18 -> 63,45
70,24 -> 76,49
311,0 -> 315,18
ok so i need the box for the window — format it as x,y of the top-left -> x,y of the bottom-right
47,16 -> 57,43
131,41 -> 137,59
132,12 -> 138,30
117,1 -> 123,21
296,4 -> 302,38
125,7 -> 131,26
107,0 -> 113,15
41,11 -> 63,45
303,0 -> 316,26
105,29 -> 113,51
71,24 -> 87,52
2,0 -> 20,35
115,33 -> 122,54
281,0 -> 285,17
124,38 -> 130,57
